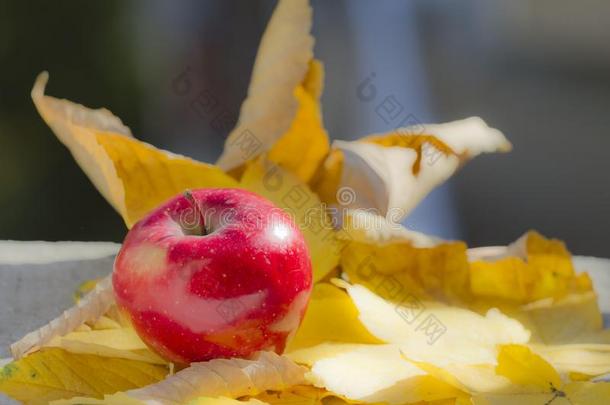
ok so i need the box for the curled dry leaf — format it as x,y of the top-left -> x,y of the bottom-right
122,351 -> 307,405
10,276 -> 114,359
51,352 -> 307,405
217,0 -> 317,174
33,73 -> 238,227
311,117 -> 511,221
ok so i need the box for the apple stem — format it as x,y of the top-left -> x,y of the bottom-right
183,189 -> 208,236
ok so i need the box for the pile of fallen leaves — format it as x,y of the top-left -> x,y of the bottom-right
2,0 -> 609,404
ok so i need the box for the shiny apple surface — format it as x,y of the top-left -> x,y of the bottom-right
112,188 -> 312,363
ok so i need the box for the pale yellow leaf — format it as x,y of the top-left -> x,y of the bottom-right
98,133 -> 238,226
50,328 -> 145,352
471,382 -> 610,405
533,344 -> 610,376
340,238 -> 471,303
286,283 -> 381,352
217,0 -> 314,171
46,328 -> 167,365
469,231 -> 592,303
267,60 -> 330,183
402,356 -> 513,395
402,344 -> 564,396
33,72 -> 238,227
338,209 -> 441,247
495,344 -> 562,391
188,398 -> 267,405
51,392 -> 144,405
315,117 -> 510,221
0,348 -> 167,405
343,283 -> 529,366
303,344 -> 463,404
89,316 -> 122,330
253,385 -> 329,405
519,292 -> 603,344
287,342 -> 367,367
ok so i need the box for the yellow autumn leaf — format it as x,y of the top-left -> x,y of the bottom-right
287,342 -> 366,367
240,159 -> 340,282
300,344 -> 465,404
519,230 -> 574,275
469,231 -> 591,303
217,0 -> 315,173
96,133 -> 238,226
51,392 -> 144,405
562,381 -> 610,404
253,385 -> 329,405
402,345 -> 567,396
342,283 -> 529,366
471,381 -> 610,405
495,344 -> 562,391
53,393 -> 270,405
46,327 -> 167,365
569,371 -> 596,382
311,117 -> 511,220
50,351 -> 306,405
518,292 -> 603,344
402,355 -> 512,395
88,316 -> 122,330
0,348 -> 167,405
341,239 -> 471,303
131,351 -> 305,404
188,398 -> 267,405
338,209 -> 441,246
286,283 -> 381,352
309,148 -> 343,206
49,328 -> 145,351
533,344 -> 610,376
33,72 -> 239,228
267,60 -> 330,183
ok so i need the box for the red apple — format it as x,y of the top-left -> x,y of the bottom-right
112,188 -> 312,363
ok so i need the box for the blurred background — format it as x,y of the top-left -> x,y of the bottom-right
1,0 -> 609,256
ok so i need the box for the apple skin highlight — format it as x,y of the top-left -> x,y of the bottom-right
112,188 -> 313,364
